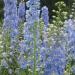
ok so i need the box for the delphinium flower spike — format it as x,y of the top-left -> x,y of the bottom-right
9,0 -> 19,52
44,40 -> 66,75
64,19 -> 75,60
3,0 -> 19,51
41,6 -> 49,27
3,0 -> 18,52
18,0 -> 25,21
64,19 -> 75,74
43,2 -> 67,74
20,0 -> 41,74
1,0 -> 19,75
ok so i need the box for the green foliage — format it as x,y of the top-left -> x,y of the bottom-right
39,19 -> 44,40
70,0 -> 75,19
52,1 -> 68,27
47,1 -> 68,40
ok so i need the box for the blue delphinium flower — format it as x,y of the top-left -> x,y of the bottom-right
18,54 -> 27,69
18,1 -> 25,21
44,43 -> 66,75
64,19 -> 75,60
3,0 -> 19,50
42,28 -> 66,75
8,0 -> 19,50
3,0 -> 17,35
2,2 -> 19,74
1,58 -> 8,68
71,65 -> 75,74
21,0 -> 40,70
18,39 -> 29,69
63,19 -> 75,74
26,0 -> 40,25
2,0 -> 19,69
18,1 -> 26,68
18,40 -> 26,53
41,6 -> 49,27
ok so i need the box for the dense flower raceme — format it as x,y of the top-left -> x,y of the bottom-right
43,32 -> 67,75
1,0 -> 19,72
64,19 -> 75,60
64,19 -> 75,74
18,1 -> 25,21
3,0 -> 19,50
18,0 -> 41,70
3,0 -> 18,36
26,0 -> 40,24
41,6 -> 49,27
44,44 -> 66,75
9,0 -> 19,51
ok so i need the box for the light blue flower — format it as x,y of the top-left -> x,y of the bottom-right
64,19 -> 75,60
41,6 -> 49,27
1,59 -> 8,68
71,65 -> 75,74
44,39 -> 66,75
18,55 -> 27,69
18,1 -> 25,21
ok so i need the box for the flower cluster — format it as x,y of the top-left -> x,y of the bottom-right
41,6 -> 49,27
1,0 -> 19,74
18,1 -> 25,21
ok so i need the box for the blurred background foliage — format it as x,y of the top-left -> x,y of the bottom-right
0,0 -> 74,21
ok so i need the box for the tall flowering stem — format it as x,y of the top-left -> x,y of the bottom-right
3,0 -> 19,52
24,0 -> 40,74
33,22 -> 37,75
9,0 -> 19,51
2,0 -> 19,75
64,19 -> 75,74
41,6 -> 49,27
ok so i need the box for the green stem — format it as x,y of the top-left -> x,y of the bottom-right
33,22 -> 37,75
